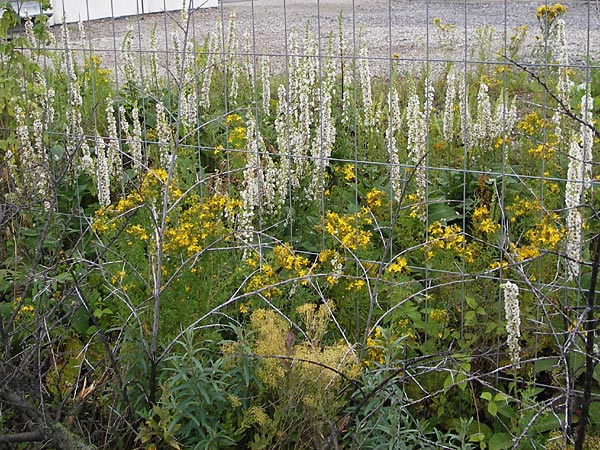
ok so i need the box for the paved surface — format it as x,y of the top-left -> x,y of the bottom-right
53,1 -> 600,77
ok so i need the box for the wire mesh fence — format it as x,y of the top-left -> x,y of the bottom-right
1,0 -> 599,448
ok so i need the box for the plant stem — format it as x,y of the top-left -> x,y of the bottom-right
574,231 -> 600,450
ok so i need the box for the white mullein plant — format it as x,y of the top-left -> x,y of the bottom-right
261,56 -> 271,117
95,135 -> 111,207
24,15 -> 36,49
386,86 -> 403,202
338,21 -> 353,126
155,102 -> 173,170
473,81 -> 492,153
239,117 -> 265,250
308,85 -> 336,200
564,94 -> 592,278
406,86 -> 428,221
130,107 -> 144,173
199,29 -> 218,110
443,69 -> 457,142
226,13 -> 240,105
552,19 -> 570,147
307,44 -> 337,200
580,92 -> 593,194
122,23 -> 139,87
62,22 -> 86,176
458,72 -> 472,152
14,106 -> 52,211
502,281 -> 521,369
105,99 -> 122,184
147,25 -> 159,93
275,84 -> 292,192
119,106 -> 143,174
359,46 -> 375,128
492,90 -> 519,140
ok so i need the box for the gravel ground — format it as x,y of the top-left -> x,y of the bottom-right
55,0 -> 600,77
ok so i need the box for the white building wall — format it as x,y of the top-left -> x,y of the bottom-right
50,0 -> 217,25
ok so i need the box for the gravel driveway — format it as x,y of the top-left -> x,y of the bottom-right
59,0 -> 600,76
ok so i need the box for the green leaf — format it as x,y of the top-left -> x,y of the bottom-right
488,432 -> 512,450
487,401 -> 498,417
469,432 -> 486,443
493,392 -> 509,402
466,296 -> 477,310
443,373 -> 454,390
481,391 -> 493,401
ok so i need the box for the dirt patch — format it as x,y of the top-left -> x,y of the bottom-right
53,0 -> 600,77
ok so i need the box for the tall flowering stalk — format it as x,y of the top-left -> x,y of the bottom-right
62,22 -> 87,177
239,117 -> 271,249
95,135 -> 111,207
155,102 -> 173,170
503,281 -> 521,368
14,106 -> 52,211
552,19 -> 570,147
473,81 -> 492,149
386,86 -> 403,201
122,23 -> 139,87
564,95 -> 592,278
261,56 -> 271,117
458,72 -> 472,151
105,99 -> 122,184
359,46 -> 375,128
338,20 -> 353,126
443,69 -> 457,142
130,107 -> 144,173
580,92 -> 594,194
406,88 -> 427,220
226,13 -> 240,105
492,90 -> 518,139
199,29 -> 218,110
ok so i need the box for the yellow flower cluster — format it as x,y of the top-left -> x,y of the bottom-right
428,221 -> 465,253
334,163 -> 356,181
245,263 -> 280,299
346,279 -> 366,291
127,224 -> 149,241
517,111 -> 547,136
472,205 -> 499,235
524,221 -> 563,250
366,327 -> 385,366
162,194 -> 237,256
273,243 -> 310,276
13,297 -> 34,321
429,309 -> 448,323
536,3 -> 567,22
323,209 -> 372,251
510,243 -> 540,262
528,143 -> 555,159
228,126 -> 246,145
386,257 -> 409,274
84,55 -> 111,84
506,195 -> 540,222
366,188 -> 386,209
